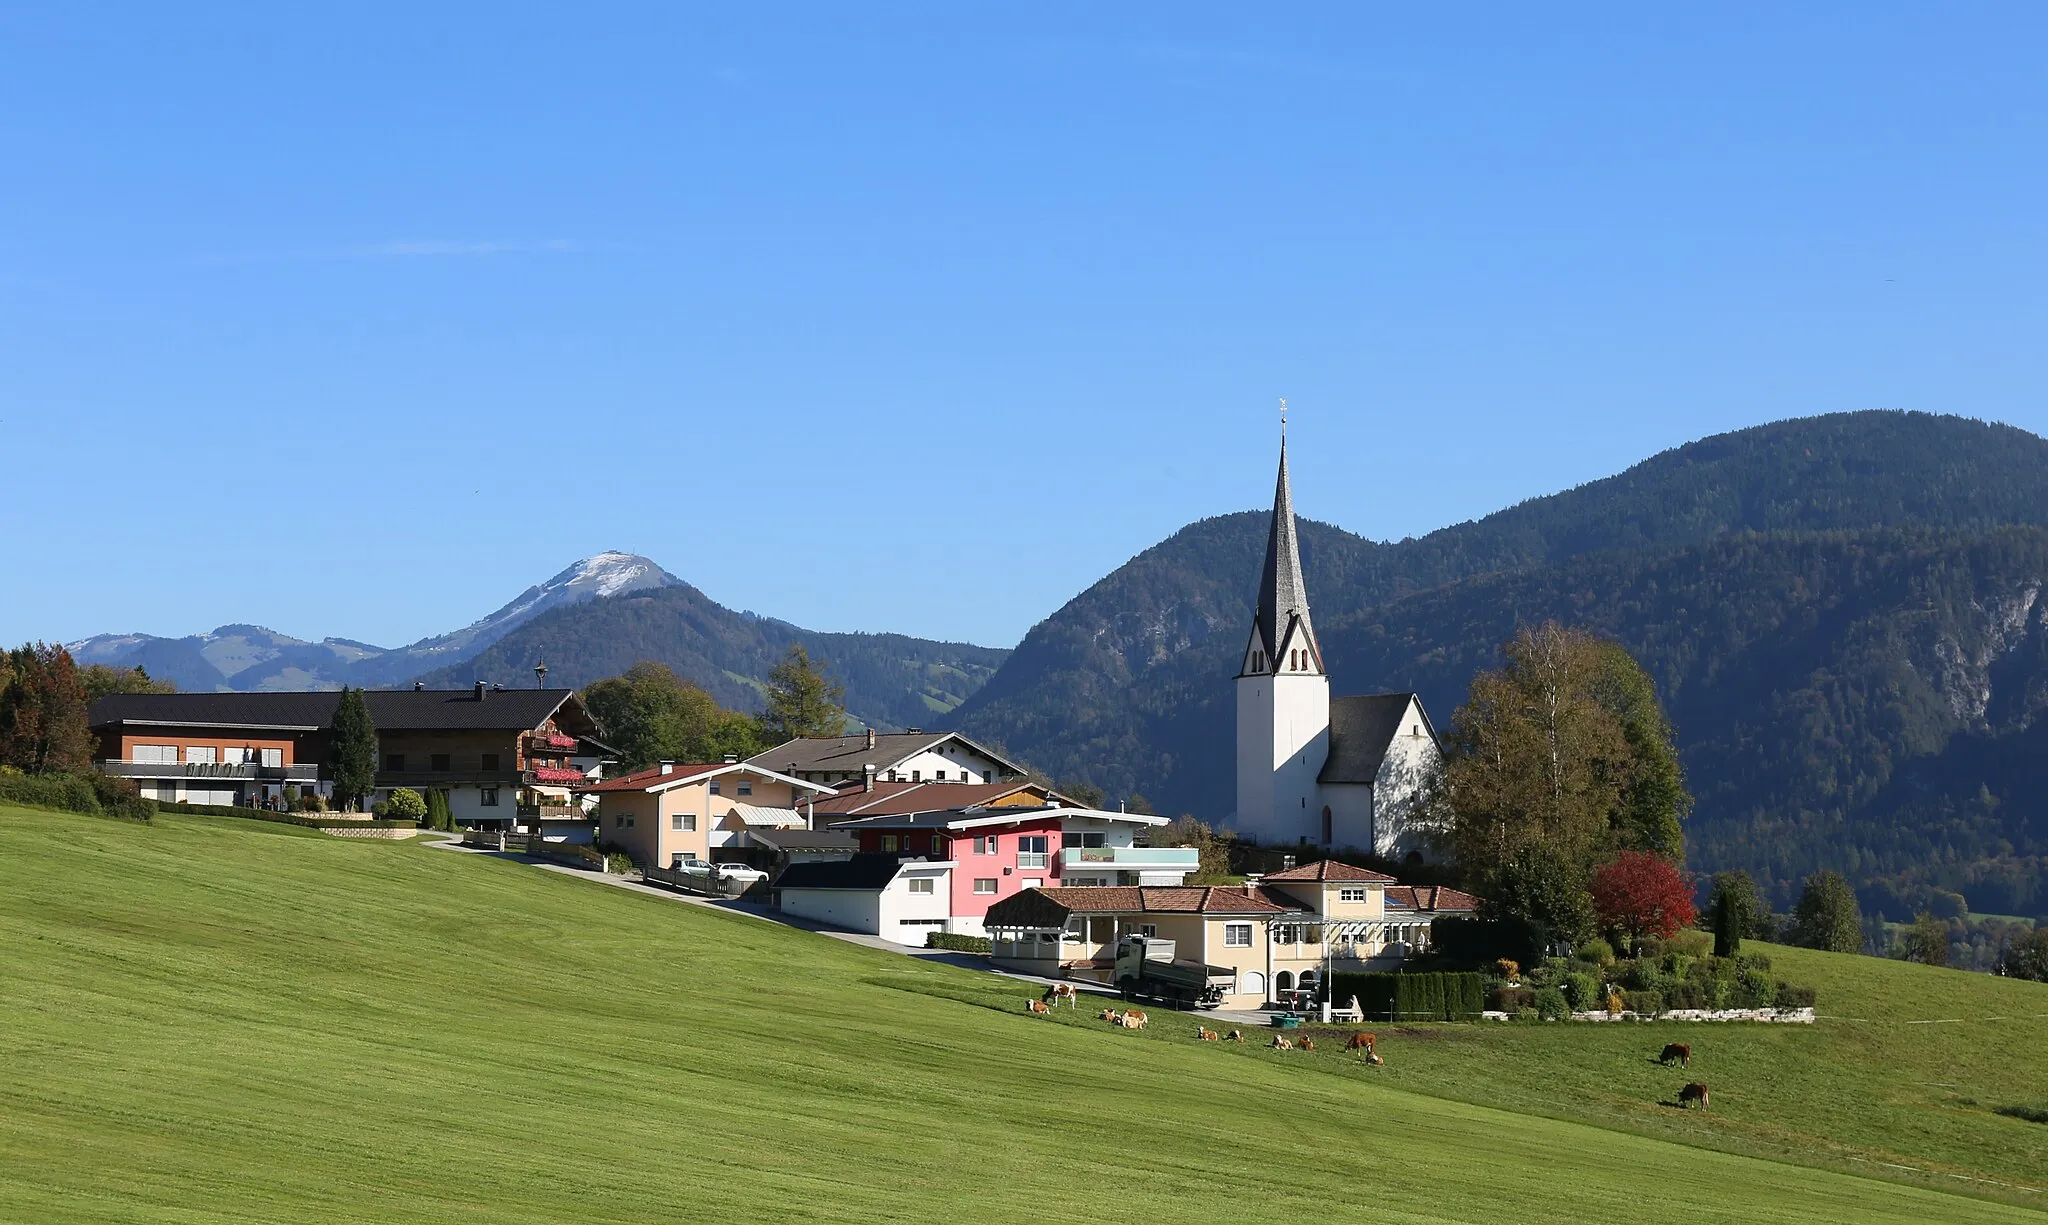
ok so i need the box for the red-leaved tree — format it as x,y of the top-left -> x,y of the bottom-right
1590,851 -> 1696,949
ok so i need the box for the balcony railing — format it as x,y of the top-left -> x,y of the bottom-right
1060,846 -> 1201,869
100,761 -> 318,782
528,733 -> 578,751
516,804 -> 585,820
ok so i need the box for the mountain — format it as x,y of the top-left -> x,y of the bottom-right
950,411 -> 2048,914
68,552 -> 683,693
408,585 -> 1008,734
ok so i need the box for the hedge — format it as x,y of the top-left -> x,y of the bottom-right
925,932 -> 992,953
154,801 -> 418,830
1329,971 -> 1486,1021
0,772 -> 154,822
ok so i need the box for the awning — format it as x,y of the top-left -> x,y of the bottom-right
728,803 -> 806,828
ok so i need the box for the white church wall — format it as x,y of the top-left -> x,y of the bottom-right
1322,783 -> 1374,852
1373,696 -> 1442,857
1236,669 -> 1329,845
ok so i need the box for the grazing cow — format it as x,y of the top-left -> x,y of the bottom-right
1345,1032 -> 1378,1053
1659,1042 -> 1692,1068
1025,998 -> 1051,1016
1042,983 -> 1079,1008
1299,1038 -> 1315,1052
1678,1082 -> 1710,1111
1270,1035 -> 1294,1050
1363,1049 -> 1384,1066
1227,1029 -> 1245,1043
1195,1026 -> 1220,1041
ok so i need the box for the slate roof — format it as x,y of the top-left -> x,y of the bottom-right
1318,693 -> 1433,785
775,853 -> 929,892
1384,885 -> 1482,912
982,885 -> 1300,929
88,689 -> 592,734
1259,859 -> 1398,883
1251,442 -> 1319,663
752,828 -> 859,854
808,779 -> 1062,817
747,731 -> 1026,777
580,761 -> 831,795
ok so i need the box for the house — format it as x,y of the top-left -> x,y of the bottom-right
805,777 -> 1071,827
981,859 -> 1482,1008
747,728 -> 1027,790
774,854 -> 954,945
87,686 -> 609,835
578,759 -> 836,869
828,803 -> 1188,936
1233,437 -> 1444,856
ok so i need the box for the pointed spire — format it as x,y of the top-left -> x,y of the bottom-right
1254,437 -> 1317,664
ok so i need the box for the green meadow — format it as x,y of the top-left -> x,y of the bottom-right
2,803 -> 2044,1225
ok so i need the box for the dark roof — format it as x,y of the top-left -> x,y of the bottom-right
775,853 -> 923,892
748,731 -> 1026,776
983,885 -> 1298,929
88,689 -> 591,734
1260,859 -> 1398,883
1250,442 -> 1319,664
1318,693 -> 1433,784
753,828 -> 859,854
808,779 -> 1063,816
829,805 -> 1063,832
1385,885 -> 1482,912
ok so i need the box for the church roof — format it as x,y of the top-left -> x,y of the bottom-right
1250,441 -> 1319,663
1318,693 -> 1434,785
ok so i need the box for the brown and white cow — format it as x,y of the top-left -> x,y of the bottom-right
1025,998 -> 1051,1016
1195,1026 -> 1221,1041
1042,983 -> 1079,1008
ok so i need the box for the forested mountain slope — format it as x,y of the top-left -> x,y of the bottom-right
952,412 -> 2048,913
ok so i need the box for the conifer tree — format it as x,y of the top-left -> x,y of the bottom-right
329,687 -> 378,813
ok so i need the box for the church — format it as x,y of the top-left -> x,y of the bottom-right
1232,437 -> 1444,856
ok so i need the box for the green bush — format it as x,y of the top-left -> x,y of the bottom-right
0,773 -> 155,822
925,932 -> 993,953
1532,986 -> 1570,1020
385,788 -> 427,821
1776,982 -> 1817,1009
1666,981 -> 1714,1010
1663,929 -> 1712,959
1561,971 -> 1602,1011
1735,950 -> 1774,976
604,852 -> 635,875
1490,985 -> 1534,1013
1621,960 -> 1670,993
1624,989 -> 1665,1016
1574,937 -> 1616,966
425,789 -> 452,832
1334,971 -> 1486,1021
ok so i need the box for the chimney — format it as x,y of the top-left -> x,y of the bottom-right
906,727 -> 922,735
865,728 -> 877,750
722,753 -> 739,765
474,681 -> 487,701
659,760 -> 675,775
863,763 -> 876,793
413,681 -> 424,691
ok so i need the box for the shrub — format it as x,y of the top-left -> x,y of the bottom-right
1734,950 -> 1773,977
1728,968 -> 1778,1009
604,852 -> 635,875
1663,929 -> 1712,959
1494,958 -> 1521,982
1776,982 -> 1817,1009
1663,952 -> 1695,981
1621,960 -> 1670,993
925,932 -> 992,953
1532,986 -> 1570,1021
425,789 -> 452,832
297,793 -> 325,812
1666,981 -> 1714,1011
1561,971 -> 1602,1011
1574,937 -> 1615,966
0,772 -> 154,822
385,788 -> 427,821
1490,985 -> 1534,1013
1605,991 -> 1625,1015
1624,989 -> 1664,1016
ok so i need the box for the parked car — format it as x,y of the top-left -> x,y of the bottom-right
668,857 -> 768,888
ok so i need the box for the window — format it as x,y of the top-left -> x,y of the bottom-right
431,754 -> 450,772
1224,923 -> 1253,948
973,878 -> 998,895
1141,923 -> 1157,937
879,835 -> 898,852
974,835 -> 996,854
184,746 -> 216,764
1272,924 -> 1297,944
222,747 -> 251,765
737,781 -> 752,797
907,878 -> 934,895
887,770 -> 900,782
671,813 -> 685,831
260,748 -> 282,768
1339,887 -> 1369,903
1021,878 -> 1043,889
910,770 -> 921,782
678,812 -> 697,832
385,754 -> 406,772
1064,919 -> 1084,942
1081,831 -> 1107,848
1087,916 -> 1116,943
1017,835 -> 1048,869
481,788 -> 499,807
132,745 -> 177,764
481,753 -> 499,772
709,782 -> 720,795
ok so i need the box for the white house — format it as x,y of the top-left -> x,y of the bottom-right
1233,438 -> 1445,856
748,729 -> 1026,790
774,855 -> 955,945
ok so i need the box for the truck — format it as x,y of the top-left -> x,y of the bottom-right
1112,935 -> 1234,1010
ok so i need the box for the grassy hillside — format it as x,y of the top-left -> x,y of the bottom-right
2,805 -> 2043,1224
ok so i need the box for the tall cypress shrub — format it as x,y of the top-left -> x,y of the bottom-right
329,687 -> 378,813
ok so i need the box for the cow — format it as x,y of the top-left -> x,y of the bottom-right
1227,1029 -> 1245,1043
1678,1082 -> 1710,1111
1042,983 -> 1079,1008
1345,1032 -> 1378,1053
1195,1026 -> 1220,1041
1099,1008 -> 1121,1023
1299,1038 -> 1316,1052
1659,1042 -> 1692,1068
1270,1035 -> 1294,1050
1025,998 -> 1051,1016
1124,1009 -> 1148,1030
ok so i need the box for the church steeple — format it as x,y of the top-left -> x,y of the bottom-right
1244,438 -> 1321,674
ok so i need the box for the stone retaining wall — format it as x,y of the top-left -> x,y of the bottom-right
1568,1007 -> 1816,1023
320,826 -> 419,840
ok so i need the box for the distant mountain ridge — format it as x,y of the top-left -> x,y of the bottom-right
950,411 -> 2048,915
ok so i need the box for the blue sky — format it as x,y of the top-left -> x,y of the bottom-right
5,4 -> 2046,651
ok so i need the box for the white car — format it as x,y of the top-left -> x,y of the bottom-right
670,857 -> 768,887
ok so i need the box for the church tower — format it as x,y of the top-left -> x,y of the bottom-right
1234,436 -> 1331,845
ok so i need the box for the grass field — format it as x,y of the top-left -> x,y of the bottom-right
2,804 -> 2044,1224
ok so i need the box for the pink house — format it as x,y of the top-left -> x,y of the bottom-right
829,804 -> 1191,937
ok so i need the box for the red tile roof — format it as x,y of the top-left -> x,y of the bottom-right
1027,885 -> 1296,915
578,763 -> 733,793
1384,885 -> 1482,912
1259,860 -> 1398,883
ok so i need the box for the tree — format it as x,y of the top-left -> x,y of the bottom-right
760,646 -> 847,743
1057,779 -> 1107,809
0,643 -> 93,775
1707,870 -> 1765,956
1590,851 -> 1696,950
1482,846 -> 1598,946
384,787 -> 427,822
78,665 -> 175,702
1435,624 -> 1689,896
1792,870 -> 1863,954
329,687 -> 378,813
1123,792 -> 1157,816
1153,815 -> 1232,882
585,662 -> 723,771
1905,911 -> 1950,967
2002,928 -> 2048,982
425,788 -> 452,832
